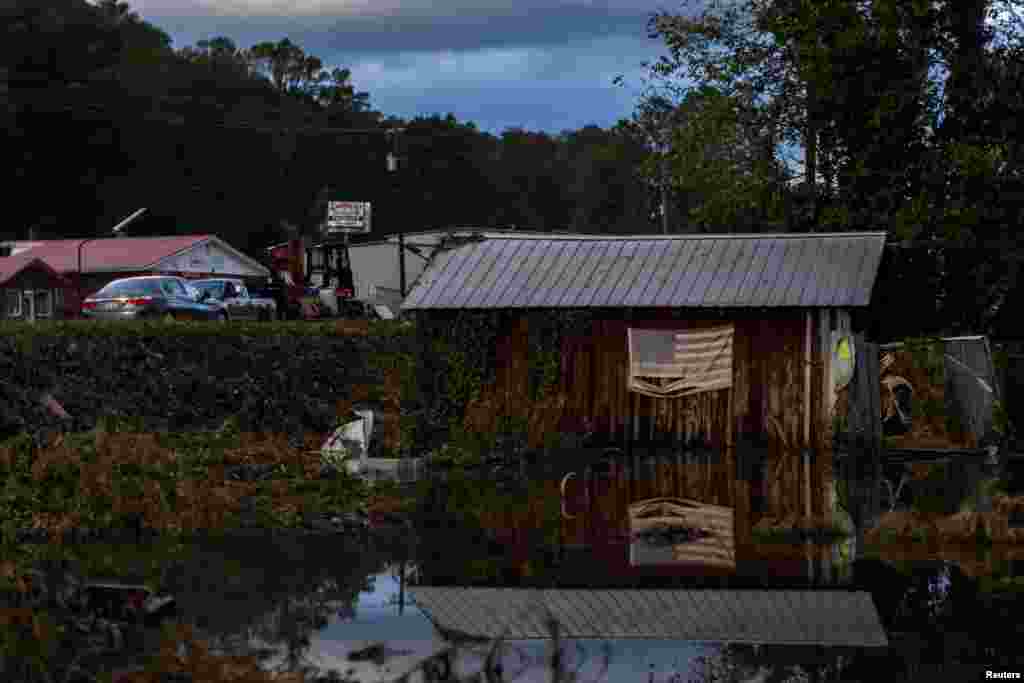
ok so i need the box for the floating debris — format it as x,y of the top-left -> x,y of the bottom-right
348,642 -> 414,665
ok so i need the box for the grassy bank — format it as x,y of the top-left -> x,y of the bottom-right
0,419 -> 381,545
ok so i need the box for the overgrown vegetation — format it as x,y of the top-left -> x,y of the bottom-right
0,320 -> 416,451
0,417 -> 372,545
412,309 -> 595,460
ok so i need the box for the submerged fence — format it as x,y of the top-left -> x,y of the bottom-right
354,457 -> 428,484
942,336 -> 1000,445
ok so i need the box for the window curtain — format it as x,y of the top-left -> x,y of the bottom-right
627,325 -> 734,398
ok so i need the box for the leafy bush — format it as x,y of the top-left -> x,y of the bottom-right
911,464 -> 953,516
426,441 -> 483,469
0,324 -> 416,447
320,445 -> 351,471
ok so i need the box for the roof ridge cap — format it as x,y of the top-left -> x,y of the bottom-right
473,231 -> 887,240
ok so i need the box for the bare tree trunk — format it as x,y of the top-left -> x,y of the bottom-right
805,77 -> 818,229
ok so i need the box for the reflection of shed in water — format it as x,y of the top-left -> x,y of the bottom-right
410,587 -> 888,648
405,232 -> 887,559
628,497 -> 735,570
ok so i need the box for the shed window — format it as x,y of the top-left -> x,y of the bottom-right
627,325 -> 734,398
34,290 -> 52,317
5,289 -> 20,317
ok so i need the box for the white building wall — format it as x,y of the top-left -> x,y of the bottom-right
348,230 -> 543,303
349,242 -> 429,299
155,241 -> 266,277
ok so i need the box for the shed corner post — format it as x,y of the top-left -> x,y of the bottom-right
818,308 -> 833,524
804,310 -> 813,524
848,331 -> 882,541
626,309 -> 636,503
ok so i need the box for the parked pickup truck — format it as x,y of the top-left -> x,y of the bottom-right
191,278 -> 277,321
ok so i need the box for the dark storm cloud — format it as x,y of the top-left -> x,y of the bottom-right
133,0 -> 666,53
128,1 -> 681,132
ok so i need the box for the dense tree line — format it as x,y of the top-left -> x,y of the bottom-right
4,0 -> 1024,338
637,0 -> 1024,339
1,0 -> 662,262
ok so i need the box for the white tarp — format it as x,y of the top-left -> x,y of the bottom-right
627,325 -> 734,398
322,408 -> 375,474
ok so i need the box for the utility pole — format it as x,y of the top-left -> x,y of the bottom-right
297,127 -> 404,317
661,157 -> 670,235
387,130 -> 406,298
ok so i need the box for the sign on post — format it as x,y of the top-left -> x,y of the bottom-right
325,201 -> 372,236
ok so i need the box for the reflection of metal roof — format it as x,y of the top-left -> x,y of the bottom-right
410,588 -> 888,647
403,232 -> 887,310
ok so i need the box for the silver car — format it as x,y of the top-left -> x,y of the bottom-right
81,276 -> 226,321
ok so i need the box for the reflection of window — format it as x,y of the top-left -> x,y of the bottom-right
4,290 -> 20,317
54,288 -> 63,310
34,290 -> 52,317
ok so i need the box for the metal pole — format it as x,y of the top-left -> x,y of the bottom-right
661,160 -> 669,235
77,238 -> 98,318
111,208 -> 147,234
398,559 -> 405,616
399,231 -> 406,298
629,391 -> 636,502
76,208 -> 147,317
343,233 -> 350,316
390,130 -> 407,299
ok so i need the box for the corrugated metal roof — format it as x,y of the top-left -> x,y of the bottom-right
8,236 -> 211,273
403,232 -> 887,310
338,229 -> 606,250
7,235 -> 268,277
410,587 -> 888,647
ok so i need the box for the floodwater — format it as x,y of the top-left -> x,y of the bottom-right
11,517 -> 1024,683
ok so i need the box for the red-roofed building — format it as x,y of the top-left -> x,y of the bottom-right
0,235 -> 270,319
0,254 -> 70,322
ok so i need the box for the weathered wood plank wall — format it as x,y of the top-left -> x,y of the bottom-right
462,310 -> 840,527
817,309 -> 833,521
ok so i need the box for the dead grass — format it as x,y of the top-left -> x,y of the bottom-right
865,510 -> 940,544
463,386 -> 570,451
936,511 -> 1024,544
834,347 -> 974,449
754,513 -> 844,534
869,505 -> 1024,546
333,319 -> 370,336
994,494 -> 1024,517
13,429 -> 366,541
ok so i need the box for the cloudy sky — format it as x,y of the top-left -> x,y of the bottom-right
129,0 -> 691,135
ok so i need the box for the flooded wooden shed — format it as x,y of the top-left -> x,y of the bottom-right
403,232 -> 887,552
